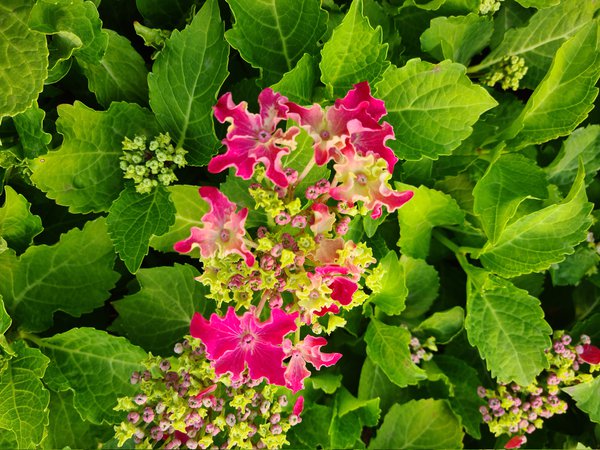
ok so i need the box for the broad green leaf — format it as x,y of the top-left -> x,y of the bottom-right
396,183 -> 465,259
401,255 -> 440,318
135,0 -> 196,28
271,54 -> 317,105
515,0 -> 560,8
545,125 -> 600,191
472,0 -> 598,89
414,306 -> 464,344
365,319 -> 427,387
479,163 -> 593,277
505,21 -> 600,147
0,186 -> 43,253
309,373 -> 343,394
368,251 -> 408,315
420,13 -> 493,65
375,60 -> 497,160
564,376 -> 600,424
149,185 -> 207,255
473,154 -> 548,244
330,387 -> 380,449
148,0 -> 229,165
106,185 -> 175,273
320,0 -> 389,97
465,269 -> 552,385
282,127 -> 330,194
287,404 -> 332,448
0,218 -> 119,333
30,101 -> 159,213
43,390 -> 111,449
358,356 -> 406,415
12,103 -> 52,159
369,399 -> 464,449
0,341 -> 49,448
550,246 -> 599,286
78,29 -> 149,108
225,0 -> 327,85
489,0 -> 533,49
0,297 -> 10,336
41,328 -> 145,424
0,1 -> 48,119
112,264 -> 209,354
220,171 -> 268,228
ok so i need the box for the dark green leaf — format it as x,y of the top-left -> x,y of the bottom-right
563,376 -> 600,424
549,246 -> 599,286
0,186 -> 43,253
271,54 -> 317,104
414,306 -> 464,344
12,103 -> 52,159
135,0 -> 196,28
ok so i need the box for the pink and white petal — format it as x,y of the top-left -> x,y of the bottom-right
335,81 -> 386,121
347,119 -> 397,171
258,88 -> 290,128
284,352 -> 311,393
213,93 -> 259,138
199,186 -> 236,225
300,335 -> 342,369
212,348 -> 247,381
207,137 -> 258,178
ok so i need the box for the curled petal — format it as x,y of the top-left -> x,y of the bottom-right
505,435 -> 527,449
330,277 -> 357,306
335,81 -> 387,122
579,344 -> 600,364
293,396 -> 305,416
284,351 -> 312,393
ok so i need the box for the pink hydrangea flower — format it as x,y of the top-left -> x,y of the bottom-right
329,147 -> 413,219
190,307 -> 298,386
174,187 -> 255,266
208,88 -> 299,187
578,343 -> 600,364
283,336 -> 342,392
286,81 -> 397,170
505,435 -> 527,449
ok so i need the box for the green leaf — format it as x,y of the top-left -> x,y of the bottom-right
465,269 -> 552,385
77,29 -> 149,108
220,171 -> 268,228
271,54 -> 317,105
401,255 -> 440,318
30,101 -> 160,214
41,328 -> 146,424
330,387 -> 380,449
365,319 -> 427,387
564,376 -> 600,424
12,103 -> 52,159
0,1 -> 48,119
358,356 -> 405,415
0,218 -> 119,333
309,373 -> 343,394
0,340 -> 49,448
369,251 -> 408,315
375,59 -> 497,161
135,0 -> 196,28
505,21 -> 600,147
320,0 -> 389,97
515,0 -> 560,8
225,0 -> 327,85
287,404 -> 332,448
149,185 -> 207,255
106,185 -> 175,273
396,183 -> 465,259
545,125 -> 600,191
282,127 -> 330,194
0,186 -> 43,253
473,154 -> 548,244
550,246 -> 599,286
479,162 -> 593,277
369,399 -> 464,449
0,297 -> 10,336
112,264 -> 209,354
414,306 -> 464,344
420,13 -> 493,65
473,0 -> 598,89
148,0 -> 229,165
43,390 -> 111,449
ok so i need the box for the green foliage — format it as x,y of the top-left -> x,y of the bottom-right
271,54 -> 317,105
414,306 -> 464,344
0,186 -> 43,253
12,103 -> 52,159
564,376 -> 600,424
401,255 -> 440,318
368,251 -> 408,315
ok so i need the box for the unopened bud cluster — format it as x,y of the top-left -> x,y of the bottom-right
114,338 -> 302,449
120,132 -> 187,194
409,335 -> 437,364
483,56 -> 528,91
479,0 -> 503,15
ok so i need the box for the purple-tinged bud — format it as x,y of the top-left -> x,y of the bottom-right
581,334 -> 591,345
477,386 -> 487,398
159,360 -> 171,371
226,413 -> 236,427
511,406 -> 520,415
143,370 -> 152,381
510,383 -> 521,392
260,400 -> 271,415
479,406 -> 488,415
513,398 -> 522,407
315,179 -> 330,194
150,426 -> 163,441
174,343 -> 184,354
526,424 -> 536,434
130,371 -> 140,384
488,398 -> 501,410
127,412 -> 140,423
134,429 -> 145,440
159,419 -> 170,431
539,409 -> 552,418
274,186 -> 286,198
411,354 -> 421,363
260,255 -> 276,271
155,401 -> 165,414
268,293 -> 283,309
165,439 -> 181,449
285,168 -> 298,184
270,413 -> 281,424
530,396 -> 543,409
275,212 -> 291,225
563,349 -> 576,360
547,395 -> 559,405
271,424 -> 283,435
306,186 -> 319,200
547,373 -> 560,385
482,414 -> 492,422
553,341 -> 565,354
188,429 -> 198,439
281,233 -> 295,249
186,440 -> 198,450
519,419 -> 529,429
143,407 -> 155,423
291,215 -> 307,228
493,407 -> 505,417
134,394 -> 147,405
522,402 -> 531,411
528,412 -> 537,421
573,361 -> 580,371
205,423 -> 215,434
257,226 -> 268,238
278,395 -> 288,407
509,425 -> 519,433
133,436 -> 143,445
248,424 -> 258,437
561,334 -> 572,345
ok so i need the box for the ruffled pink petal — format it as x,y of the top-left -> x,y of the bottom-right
213,347 -> 247,381
190,308 -> 242,360
298,335 -> 342,370
284,351 -> 311,393
347,119 -> 397,172
208,137 -> 259,179
310,203 -> 336,235
253,308 -> 299,345
579,344 -> 600,364
199,186 -> 235,225
293,396 -> 304,416
335,81 -> 386,122
258,88 -> 289,127
174,226 -> 217,256
245,341 -> 288,386
330,277 -> 357,306
213,92 -> 259,137
505,435 -> 527,449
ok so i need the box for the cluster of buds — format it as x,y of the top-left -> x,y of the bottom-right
114,338 -> 304,449
479,0 -> 503,15
482,55 -> 528,91
478,332 -> 600,449
173,82 -> 413,394
120,132 -> 187,194
409,335 -> 437,364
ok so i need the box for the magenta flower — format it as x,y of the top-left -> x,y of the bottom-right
174,187 -> 255,266
578,343 -> 600,364
208,88 -> 299,187
283,336 -> 342,392
504,435 -> 527,449
190,307 -> 298,386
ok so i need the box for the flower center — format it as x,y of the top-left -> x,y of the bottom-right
258,130 -> 271,142
320,130 -> 331,140
241,332 -> 255,348
220,230 -> 230,242
356,173 -> 368,185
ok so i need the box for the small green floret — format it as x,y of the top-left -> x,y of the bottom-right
483,55 -> 528,91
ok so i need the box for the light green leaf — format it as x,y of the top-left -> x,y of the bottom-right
465,269 -> 552,385
401,255 -> 440,318
545,125 -> 600,190
473,0 -> 598,89
30,101 -> 159,213
12,103 -> 52,159
505,20 -> 600,147
220,171 -> 268,228
225,0 -> 327,85
320,0 -> 389,97
309,373 -> 343,394
369,399 -> 464,449
0,186 -> 43,253
473,154 -> 548,244
149,185 -> 207,255
358,356 -> 405,416
78,29 -> 149,108
0,1 -> 48,119
287,404 -> 332,449
0,218 -> 119,333
375,60 -> 497,160
282,127 -> 330,194
148,0 -> 229,165
515,0 -> 560,8
112,264 -> 209,354
330,387 -> 380,449
135,0 -> 196,28
365,319 -> 427,387
271,54 -> 317,105
420,13 -> 493,65
414,306 -> 464,344
0,340 -> 49,448
106,185 -> 175,273
550,246 -> 599,286
41,328 -> 145,424
479,162 -> 593,277
396,183 -> 465,259
563,374 -> 600,423
0,297 -> 10,336
369,251 -> 408,315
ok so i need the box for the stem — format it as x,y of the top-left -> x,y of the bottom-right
19,330 -> 44,347
432,230 -> 460,253
296,158 -> 316,186
255,293 -> 268,316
